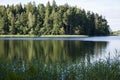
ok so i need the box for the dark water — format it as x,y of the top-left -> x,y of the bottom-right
0,36 -> 120,63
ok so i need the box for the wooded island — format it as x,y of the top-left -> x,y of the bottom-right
0,1 -> 110,36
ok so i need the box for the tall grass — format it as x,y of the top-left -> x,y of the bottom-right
0,56 -> 120,80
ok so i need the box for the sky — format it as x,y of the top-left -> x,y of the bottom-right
0,0 -> 120,31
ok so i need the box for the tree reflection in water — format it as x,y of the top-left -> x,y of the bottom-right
0,40 -> 108,64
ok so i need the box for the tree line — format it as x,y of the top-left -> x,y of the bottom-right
0,1 -> 110,36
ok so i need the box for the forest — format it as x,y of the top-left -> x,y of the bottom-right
0,1 -> 110,36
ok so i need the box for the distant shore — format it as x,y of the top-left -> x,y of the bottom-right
0,35 -> 88,38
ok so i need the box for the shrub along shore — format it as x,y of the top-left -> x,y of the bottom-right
0,35 -> 88,38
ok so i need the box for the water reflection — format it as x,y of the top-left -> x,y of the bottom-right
0,40 -> 108,63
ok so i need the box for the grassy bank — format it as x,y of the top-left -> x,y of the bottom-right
112,31 -> 120,36
0,56 -> 120,80
0,35 -> 88,38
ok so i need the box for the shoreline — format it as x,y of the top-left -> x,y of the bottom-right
0,35 -> 88,38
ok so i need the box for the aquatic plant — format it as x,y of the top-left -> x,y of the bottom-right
0,56 -> 120,80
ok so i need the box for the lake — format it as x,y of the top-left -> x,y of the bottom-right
0,36 -> 120,63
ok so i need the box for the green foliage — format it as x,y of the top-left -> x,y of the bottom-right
0,1 -> 110,36
0,56 -> 120,80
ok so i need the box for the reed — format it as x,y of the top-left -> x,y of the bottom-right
0,56 -> 120,80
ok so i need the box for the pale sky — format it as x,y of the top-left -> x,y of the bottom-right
0,0 -> 120,31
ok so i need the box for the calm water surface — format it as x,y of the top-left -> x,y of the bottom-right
0,36 -> 120,63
